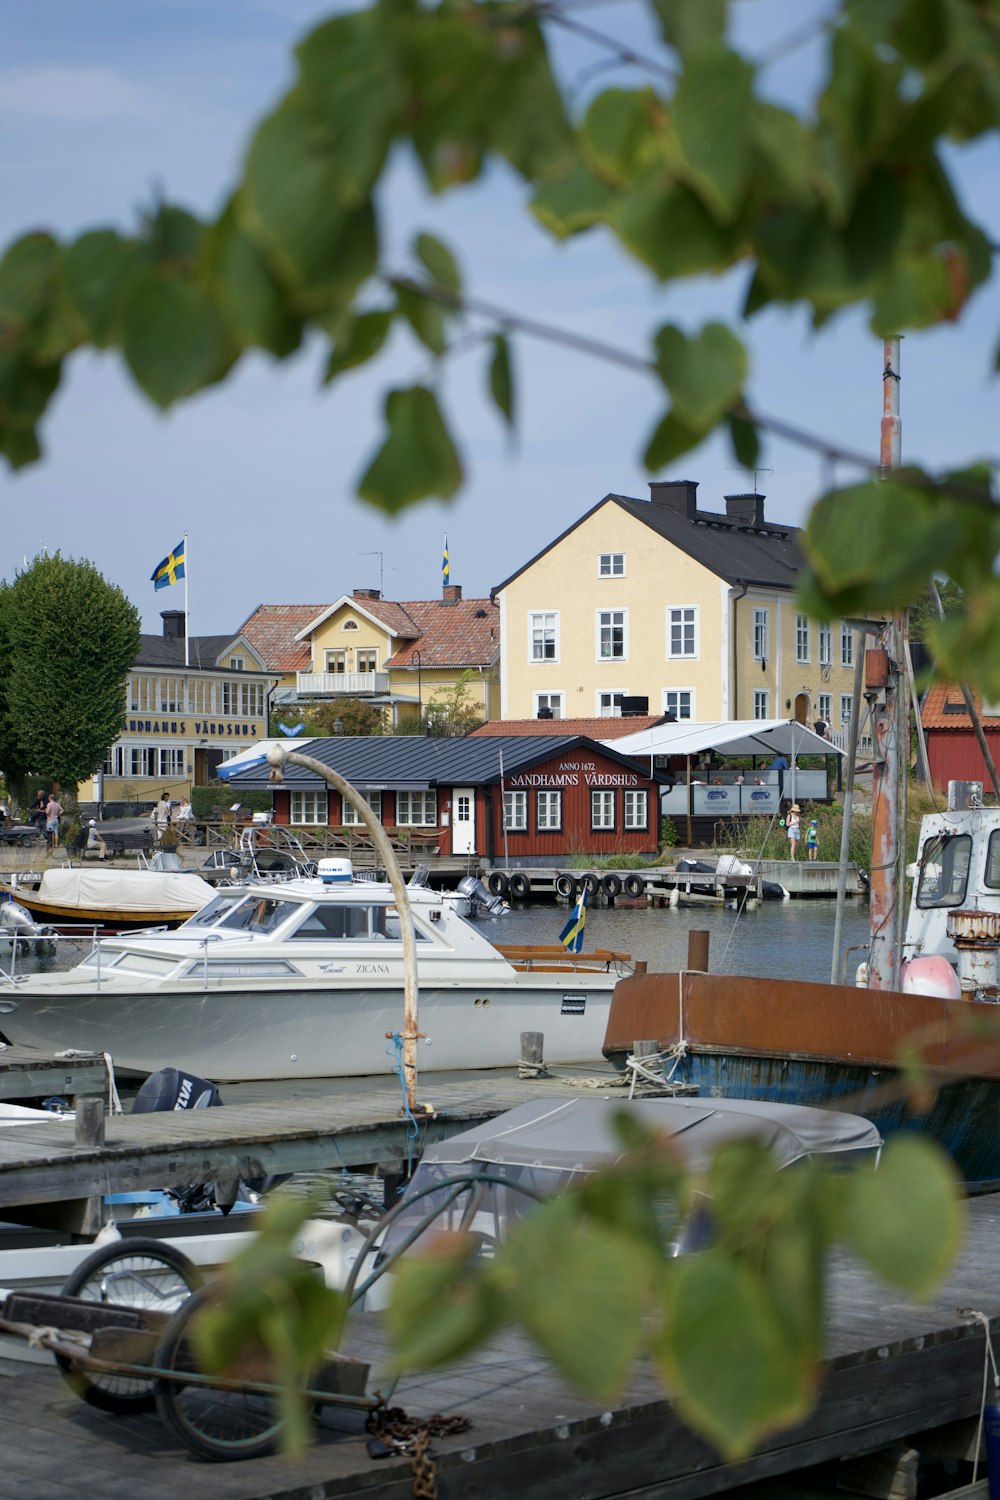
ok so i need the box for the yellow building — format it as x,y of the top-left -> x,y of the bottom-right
239,584 -> 500,727
492,481 -> 857,740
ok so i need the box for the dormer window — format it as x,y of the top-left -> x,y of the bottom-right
343,620 -> 359,631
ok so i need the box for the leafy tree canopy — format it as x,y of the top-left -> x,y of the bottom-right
274,698 -> 386,737
0,0 -> 997,684
0,553 -> 140,798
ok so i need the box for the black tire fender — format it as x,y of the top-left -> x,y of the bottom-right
554,873 -> 576,900
486,870 -> 509,898
580,872 -> 600,898
601,873 -> 622,899
624,873 -> 645,899
508,872 -> 531,901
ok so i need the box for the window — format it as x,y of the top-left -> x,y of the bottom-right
591,790 -> 615,830
130,675 -> 157,712
667,607 -> 697,658
161,747 -> 185,776
228,656 -> 245,671
819,624 -> 833,666
357,650 -> 378,674
290,905 -> 373,940
160,676 -> 184,712
503,790 -> 527,831
796,615 -> 810,663
916,833 -> 971,909
753,690 -> 769,719
597,609 -> 627,660
529,612 -> 558,662
326,650 -> 347,673
121,746 -> 185,777
819,693 -> 832,723
986,831 -> 1000,890
663,689 -> 694,719
536,790 -> 562,831
342,619 -> 359,631
238,682 -> 263,717
189,678 -> 213,714
840,694 -> 853,726
396,791 -> 437,826
598,553 -> 625,577
290,790 -> 328,825
597,691 -> 623,717
753,608 -> 769,661
533,692 -> 563,719
841,623 -> 854,668
342,791 -> 381,826
624,790 -> 648,830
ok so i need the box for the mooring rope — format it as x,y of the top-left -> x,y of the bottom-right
959,1307 -> 1000,1485
386,1031 -> 420,1176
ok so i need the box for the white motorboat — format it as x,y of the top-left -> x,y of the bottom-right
0,862 -> 639,1081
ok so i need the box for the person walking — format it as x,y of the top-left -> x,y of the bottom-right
786,803 -> 801,861
45,793 -> 64,850
806,818 -> 819,861
150,791 -> 171,842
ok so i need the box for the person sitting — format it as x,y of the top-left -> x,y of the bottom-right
87,819 -> 107,860
28,790 -> 47,828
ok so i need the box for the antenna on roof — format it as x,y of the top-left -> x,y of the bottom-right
725,465 -> 773,496
357,550 -> 384,597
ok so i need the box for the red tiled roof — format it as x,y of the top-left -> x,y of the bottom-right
921,682 -> 1000,730
239,605 -> 326,672
471,716 -> 662,737
351,599 -> 423,637
383,599 -> 498,669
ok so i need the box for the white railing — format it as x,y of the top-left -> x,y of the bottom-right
827,728 -> 874,757
296,672 -> 389,696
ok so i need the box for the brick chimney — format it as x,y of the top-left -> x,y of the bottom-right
353,587 -> 381,600
725,493 -> 766,527
648,480 -> 698,517
442,584 -> 462,604
161,610 -> 185,641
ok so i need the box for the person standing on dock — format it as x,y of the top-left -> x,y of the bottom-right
786,803 -> 801,861
806,819 -> 819,861
44,793 -> 63,849
150,791 -> 171,842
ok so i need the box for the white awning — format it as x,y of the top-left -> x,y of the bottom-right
216,737 -> 315,780
607,719 -> 842,760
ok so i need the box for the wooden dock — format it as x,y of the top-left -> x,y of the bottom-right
0,1196 -> 997,1497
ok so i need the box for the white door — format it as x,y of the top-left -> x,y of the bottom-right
452,788 -> 476,854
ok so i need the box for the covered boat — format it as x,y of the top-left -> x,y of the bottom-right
1,869 -> 217,931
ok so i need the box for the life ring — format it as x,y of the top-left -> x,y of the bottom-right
554,873 -> 576,900
601,873 -> 622,899
508,872 -> 531,901
486,870 -> 509,898
624,873 -> 645,899
580,872 -> 600,898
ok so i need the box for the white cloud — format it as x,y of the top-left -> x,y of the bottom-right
0,66 -> 149,120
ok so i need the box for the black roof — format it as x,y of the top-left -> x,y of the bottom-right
492,490 -> 803,595
227,735 -> 665,791
135,633 -> 270,672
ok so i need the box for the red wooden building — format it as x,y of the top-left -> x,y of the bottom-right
922,683 -> 1000,793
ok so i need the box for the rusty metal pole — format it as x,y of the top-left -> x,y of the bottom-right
267,745 -> 422,1112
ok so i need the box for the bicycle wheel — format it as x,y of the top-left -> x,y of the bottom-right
57,1238 -> 203,1414
154,1284 -> 285,1462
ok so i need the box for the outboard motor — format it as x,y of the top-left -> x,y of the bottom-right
456,874 -> 507,918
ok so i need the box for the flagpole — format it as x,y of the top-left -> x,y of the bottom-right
183,530 -> 190,668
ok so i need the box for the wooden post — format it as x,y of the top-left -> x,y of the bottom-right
518,1031 -> 548,1078
73,1095 -> 106,1240
687,929 -> 710,972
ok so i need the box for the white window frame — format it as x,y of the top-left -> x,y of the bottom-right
228,655 -> 246,671
396,791 -> 437,827
819,693 -> 832,723
528,611 -> 559,663
591,790 -> 616,830
596,608 -> 627,661
596,691 -> 624,717
342,790 -> 382,826
342,619 -> 359,631
503,790 -> 527,831
290,790 -> 328,825
536,789 -> 562,831
819,624 -> 833,666
753,608 -> 769,662
753,689 -> 769,719
598,552 -> 625,577
532,691 -> 563,719
325,650 -> 347,673
840,694 -> 853,726
667,606 -> 698,659
796,615 -> 810,664
356,649 -> 378,674
662,689 -> 694,720
624,789 -> 648,830
841,623 -> 854,668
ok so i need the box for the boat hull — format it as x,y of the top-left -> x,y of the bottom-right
602,971 -> 1000,1190
0,975 -> 617,1081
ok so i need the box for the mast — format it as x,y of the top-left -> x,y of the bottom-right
867,338 -> 903,990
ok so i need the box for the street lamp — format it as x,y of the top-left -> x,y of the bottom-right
412,650 -> 422,721
333,717 -> 344,735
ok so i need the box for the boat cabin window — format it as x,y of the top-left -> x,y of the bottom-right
218,896 -> 300,934
182,893 -> 247,929
291,904 -> 377,940
915,834 -> 972,908
985,831 -> 1000,890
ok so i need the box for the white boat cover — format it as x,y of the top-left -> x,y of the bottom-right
420,1096 -> 881,1175
35,869 -> 216,914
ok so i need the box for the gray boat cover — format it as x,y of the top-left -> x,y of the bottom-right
420,1096 -> 881,1175
35,869 -> 216,914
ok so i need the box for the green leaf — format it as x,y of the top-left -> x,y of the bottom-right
64,230 -> 141,348
652,321 -> 748,429
649,0 -> 726,55
413,232 -> 461,294
357,385 -> 462,512
323,308 -> 393,384
387,1231 -> 504,1369
643,407 -> 706,469
295,9 -> 399,204
0,234 -> 60,323
673,45 -> 756,223
489,21 -> 575,183
751,103 -> 813,202
582,89 -> 665,188
395,282 -> 446,356
488,333 -> 515,430
242,100 -> 378,307
210,210 -> 303,358
531,162 -> 616,240
657,1252 -> 818,1459
140,203 -> 205,264
120,268 -> 237,408
728,411 -> 760,470
612,171 -> 741,280
846,1136 -> 962,1297
497,1196 -> 648,1400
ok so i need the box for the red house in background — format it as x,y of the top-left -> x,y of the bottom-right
922,683 -> 1000,793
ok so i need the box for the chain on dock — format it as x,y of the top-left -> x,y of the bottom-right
366,1405 -> 471,1498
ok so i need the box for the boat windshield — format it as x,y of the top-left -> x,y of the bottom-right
181,892 -> 247,929
916,833 -> 973,909
216,895 -> 301,934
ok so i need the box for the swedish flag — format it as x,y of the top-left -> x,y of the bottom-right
442,534 -> 450,586
151,541 -> 186,591
559,891 -> 587,954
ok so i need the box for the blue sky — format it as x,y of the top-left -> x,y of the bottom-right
1,0 -> 996,635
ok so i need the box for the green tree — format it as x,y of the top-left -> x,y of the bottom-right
273,698 -> 386,737
423,670 -> 486,736
0,553 -> 140,803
